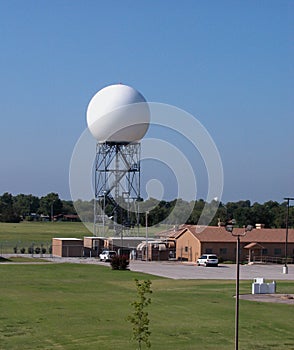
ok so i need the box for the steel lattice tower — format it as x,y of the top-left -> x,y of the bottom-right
94,141 -> 141,237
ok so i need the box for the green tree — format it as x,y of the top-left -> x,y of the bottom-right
187,199 -> 205,224
61,200 -> 77,215
127,279 -> 152,349
0,192 -> 20,223
163,198 -> 191,225
233,206 -> 253,227
251,202 -> 274,228
13,194 -> 39,217
39,193 -> 63,220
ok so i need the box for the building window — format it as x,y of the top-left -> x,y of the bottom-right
220,248 -> 227,255
262,249 -> 268,255
184,246 -> 188,253
274,248 -> 282,256
205,248 -> 212,254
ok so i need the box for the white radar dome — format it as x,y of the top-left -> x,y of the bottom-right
86,84 -> 150,143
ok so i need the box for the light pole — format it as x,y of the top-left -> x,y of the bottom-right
283,197 -> 294,274
145,211 -> 149,262
225,220 -> 253,350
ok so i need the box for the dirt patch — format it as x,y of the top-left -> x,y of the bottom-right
240,294 -> 294,304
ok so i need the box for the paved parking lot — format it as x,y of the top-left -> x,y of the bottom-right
129,261 -> 294,280
3,255 -> 294,281
45,257 -> 294,280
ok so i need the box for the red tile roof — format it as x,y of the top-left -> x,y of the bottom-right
164,225 -> 294,243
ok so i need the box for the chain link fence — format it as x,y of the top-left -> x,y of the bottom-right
0,241 -> 52,256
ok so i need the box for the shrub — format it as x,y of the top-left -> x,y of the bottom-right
34,247 -> 41,254
110,255 -> 129,270
110,255 -> 120,270
28,246 -> 34,254
13,246 -> 17,253
41,247 -> 46,254
20,247 -> 26,254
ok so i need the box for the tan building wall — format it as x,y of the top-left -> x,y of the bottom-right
83,237 -> 106,257
83,237 -> 100,249
174,228 -> 294,263
176,239 -> 240,262
176,231 -> 201,262
140,244 -> 169,261
52,239 -> 62,257
176,239 -> 294,263
186,242 -> 294,263
52,238 -> 83,257
244,242 -> 294,263
201,242 -> 236,261
218,242 -> 294,262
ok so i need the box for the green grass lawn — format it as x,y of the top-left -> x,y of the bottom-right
0,221 -> 91,242
0,262 -> 293,350
0,222 -> 90,254
0,221 -> 168,254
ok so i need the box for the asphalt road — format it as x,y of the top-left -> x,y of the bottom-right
129,261 -> 294,281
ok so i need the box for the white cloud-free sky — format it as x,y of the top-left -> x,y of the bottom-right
0,0 -> 293,203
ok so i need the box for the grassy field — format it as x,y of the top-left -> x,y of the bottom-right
0,221 -> 166,253
0,262 -> 293,350
1,222 -> 293,349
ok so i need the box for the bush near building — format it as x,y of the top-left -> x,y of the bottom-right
110,255 -> 129,270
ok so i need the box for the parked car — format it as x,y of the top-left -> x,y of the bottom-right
99,250 -> 117,262
197,254 -> 219,267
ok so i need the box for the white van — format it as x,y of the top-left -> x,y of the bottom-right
197,254 -> 219,267
99,250 -> 117,262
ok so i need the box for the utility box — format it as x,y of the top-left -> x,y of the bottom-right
252,278 -> 276,294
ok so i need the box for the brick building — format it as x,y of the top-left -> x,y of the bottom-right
159,225 -> 294,263
52,238 -> 84,257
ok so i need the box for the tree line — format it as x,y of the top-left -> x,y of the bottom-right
0,192 -> 293,228
139,198 -> 293,228
0,192 -> 76,223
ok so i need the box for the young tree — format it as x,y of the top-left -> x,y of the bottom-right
128,279 -> 152,349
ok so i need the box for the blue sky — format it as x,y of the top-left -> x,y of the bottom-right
0,0 -> 293,203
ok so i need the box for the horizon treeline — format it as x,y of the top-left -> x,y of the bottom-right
0,192 -> 293,229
